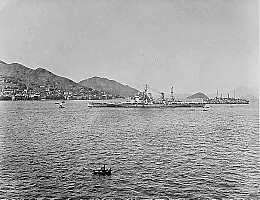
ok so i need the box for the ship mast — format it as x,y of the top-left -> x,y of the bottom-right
144,84 -> 148,95
171,86 -> 174,101
142,84 -> 149,101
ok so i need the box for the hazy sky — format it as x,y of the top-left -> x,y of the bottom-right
0,0 -> 258,94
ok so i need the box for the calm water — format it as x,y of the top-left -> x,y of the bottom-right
0,100 -> 259,199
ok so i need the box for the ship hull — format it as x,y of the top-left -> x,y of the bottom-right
89,102 -> 206,108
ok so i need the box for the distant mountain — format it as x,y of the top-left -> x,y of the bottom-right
241,94 -> 259,100
25,67 -> 80,90
0,62 -> 33,79
187,92 -> 209,100
0,61 -> 85,90
208,86 -> 259,99
0,60 -> 7,64
228,86 -> 259,99
78,76 -> 139,97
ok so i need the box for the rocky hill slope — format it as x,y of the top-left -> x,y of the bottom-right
79,76 -> 139,97
0,61 -> 82,90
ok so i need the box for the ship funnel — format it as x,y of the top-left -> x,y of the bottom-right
171,87 -> 174,95
148,93 -> 152,99
161,92 -> 165,100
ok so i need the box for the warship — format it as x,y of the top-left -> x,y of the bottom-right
88,85 -> 206,108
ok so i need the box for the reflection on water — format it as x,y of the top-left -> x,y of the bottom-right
0,101 -> 259,199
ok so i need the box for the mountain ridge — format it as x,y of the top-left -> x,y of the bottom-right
0,61 -> 81,90
0,60 -> 140,98
78,76 -> 139,98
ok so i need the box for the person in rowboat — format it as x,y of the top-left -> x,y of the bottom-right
101,164 -> 106,171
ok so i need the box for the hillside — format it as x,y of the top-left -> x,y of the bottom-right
25,68 -> 79,90
79,76 -> 139,97
187,92 -> 209,100
0,62 -> 33,80
0,61 -> 81,90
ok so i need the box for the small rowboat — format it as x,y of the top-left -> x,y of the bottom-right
93,168 -> 111,175
93,164 -> 111,175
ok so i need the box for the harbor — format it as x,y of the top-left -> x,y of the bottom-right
0,0 -> 258,199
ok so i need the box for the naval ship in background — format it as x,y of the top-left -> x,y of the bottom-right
88,85 -> 206,108
206,91 -> 249,104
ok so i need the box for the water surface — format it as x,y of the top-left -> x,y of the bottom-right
0,100 -> 259,199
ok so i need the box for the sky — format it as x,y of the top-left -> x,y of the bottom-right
0,0 -> 258,95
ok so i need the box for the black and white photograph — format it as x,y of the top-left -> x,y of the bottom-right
0,0 -> 259,199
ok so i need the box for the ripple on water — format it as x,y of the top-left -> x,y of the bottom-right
0,101 -> 259,199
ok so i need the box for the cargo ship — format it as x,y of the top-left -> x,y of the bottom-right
88,85 -> 206,108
